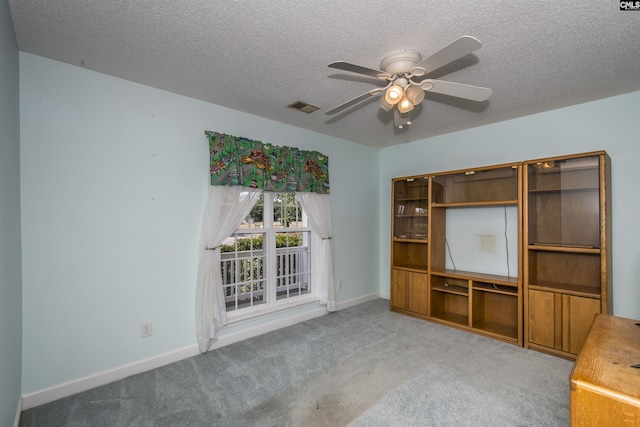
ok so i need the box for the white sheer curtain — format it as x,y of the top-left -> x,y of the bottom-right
195,185 -> 261,353
296,192 -> 337,312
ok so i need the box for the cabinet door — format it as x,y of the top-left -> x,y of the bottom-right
562,295 -> 600,354
391,269 -> 409,311
529,289 -> 600,355
391,269 -> 427,315
529,290 -> 561,349
408,272 -> 428,315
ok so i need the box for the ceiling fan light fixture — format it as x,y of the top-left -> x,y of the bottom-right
385,85 -> 404,105
397,96 -> 414,113
405,85 -> 425,105
378,96 -> 394,112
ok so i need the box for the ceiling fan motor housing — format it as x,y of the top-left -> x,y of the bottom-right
380,50 -> 422,75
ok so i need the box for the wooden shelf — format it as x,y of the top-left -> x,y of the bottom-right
396,197 -> 427,202
392,265 -> 428,274
432,199 -> 518,208
431,311 -> 468,326
431,269 -> 518,287
432,284 -> 468,296
393,237 -> 428,243
472,321 -> 518,340
528,244 -> 600,254
473,282 -> 518,295
528,186 -> 598,193
528,282 -> 601,299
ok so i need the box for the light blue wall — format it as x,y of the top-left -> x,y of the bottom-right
379,91 -> 640,318
19,52 -> 380,394
0,0 -> 23,424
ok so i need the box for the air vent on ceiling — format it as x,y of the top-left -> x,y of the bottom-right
287,101 -> 320,114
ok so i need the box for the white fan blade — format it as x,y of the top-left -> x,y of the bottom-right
329,61 -> 391,79
325,87 -> 386,115
411,36 -> 482,76
423,79 -> 492,102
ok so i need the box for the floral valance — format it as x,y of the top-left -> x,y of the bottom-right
205,131 -> 330,194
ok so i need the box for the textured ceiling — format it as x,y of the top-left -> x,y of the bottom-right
8,0 -> 640,148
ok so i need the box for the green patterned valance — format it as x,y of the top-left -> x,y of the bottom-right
205,131 -> 330,194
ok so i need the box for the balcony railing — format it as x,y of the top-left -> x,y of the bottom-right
220,246 -> 310,310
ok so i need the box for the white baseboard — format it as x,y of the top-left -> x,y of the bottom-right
21,343 -> 202,410
22,294 -> 380,410
379,291 -> 390,300
337,291 -> 381,310
14,396 -> 22,427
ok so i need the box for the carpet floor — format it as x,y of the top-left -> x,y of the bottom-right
20,299 -> 573,426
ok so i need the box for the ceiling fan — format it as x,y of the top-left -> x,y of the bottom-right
326,35 -> 492,128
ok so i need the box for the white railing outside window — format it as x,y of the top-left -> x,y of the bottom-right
221,244 -> 310,310
275,242 -> 311,300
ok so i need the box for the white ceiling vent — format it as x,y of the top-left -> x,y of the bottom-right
287,101 -> 320,114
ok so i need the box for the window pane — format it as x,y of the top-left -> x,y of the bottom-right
239,193 -> 264,230
220,233 -> 266,311
273,193 -> 304,228
275,231 -> 311,301
220,192 -> 312,313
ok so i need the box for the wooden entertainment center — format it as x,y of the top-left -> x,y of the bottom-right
390,150 -> 611,359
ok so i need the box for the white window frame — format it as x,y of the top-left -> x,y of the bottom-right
226,192 -> 319,323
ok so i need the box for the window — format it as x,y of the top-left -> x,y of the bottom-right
220,192 -> 313,313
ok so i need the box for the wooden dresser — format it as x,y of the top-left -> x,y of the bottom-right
570,314 -> 640,425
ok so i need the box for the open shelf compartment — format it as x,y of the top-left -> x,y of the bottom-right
472,284 -> 519,340
527,250 -> 601,296
430,275 -> 469,326
392,241 -> 428,272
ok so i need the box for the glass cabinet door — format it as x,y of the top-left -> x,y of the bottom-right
525,154 -> 602,297
431,166 -> 519,205
527,155 -> 600,248
393,177 -> 429,240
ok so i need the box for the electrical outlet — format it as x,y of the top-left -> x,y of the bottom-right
141,321 -> 152,338
339,280 -> 343,290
